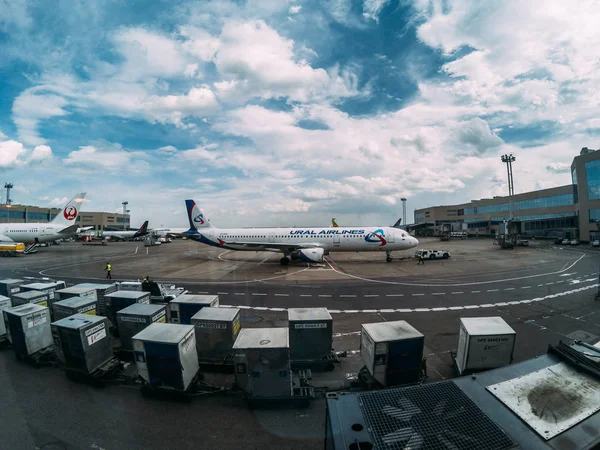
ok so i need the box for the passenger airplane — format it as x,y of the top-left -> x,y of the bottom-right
183,200 -> 419,264
102,221 -> 149,241
0,193 -> 86,246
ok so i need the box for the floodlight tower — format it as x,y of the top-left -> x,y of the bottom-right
4,183 -> 13,205
501,154 -> 516,220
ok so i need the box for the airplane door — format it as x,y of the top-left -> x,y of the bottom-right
333,234 -> 340,247
387,230 -> 395,243
269,233 -> 275,243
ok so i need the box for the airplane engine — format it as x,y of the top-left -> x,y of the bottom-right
298,248 -> 325,263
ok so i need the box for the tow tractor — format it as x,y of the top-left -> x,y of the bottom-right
415,249 -> 451,260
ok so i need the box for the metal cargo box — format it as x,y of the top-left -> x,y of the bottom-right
20,282 -> 58,302
170,294 -> 219,325
233,328 -> 291,398
191,307 -> 241,361
52,296 -> 98,321
104,291 -> 150,328
455,316 -> 516,375
288,308 -> 333,361
55,286 -> 98,303
117,303 -> 167,351
0,295 -> 11,340
3,304 -> 53,358
119,281 -> 142,292
0,279 -> 24,297
11,290 -> 51,308
132,323 -> 199,391
51,315 -> 113,374
361,320 -> 424,387
73,283 -> 118,316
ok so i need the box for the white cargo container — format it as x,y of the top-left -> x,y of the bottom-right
132,323 -> 199,392
360,320 -> 424,387
0,295 -> 11,340
455,317 -> 516,375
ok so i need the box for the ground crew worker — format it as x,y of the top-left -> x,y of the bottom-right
105,262 -> 112,279
417,253 -> 425,265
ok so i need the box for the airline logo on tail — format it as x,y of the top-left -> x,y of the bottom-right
64,206 -> 78,221
194,213 -> 205,225
365,229 -> 387,246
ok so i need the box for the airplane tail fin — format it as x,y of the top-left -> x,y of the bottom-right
392,218 -> 402,228
332,218 -> 339,228
185,200 -> 214,233
134,220 -> 149,237
50,193 -> 86,227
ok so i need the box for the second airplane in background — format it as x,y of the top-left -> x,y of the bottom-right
102,221 -> 149,241
183,200 -> 419,264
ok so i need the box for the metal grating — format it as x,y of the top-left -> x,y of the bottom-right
359,381 -> 516,450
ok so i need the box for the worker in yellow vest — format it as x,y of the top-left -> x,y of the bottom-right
105,262 -> 112,279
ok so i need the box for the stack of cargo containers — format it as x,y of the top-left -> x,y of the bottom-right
20,282 -> 60,306
73,283 -> 118,316
117,303 -> 167,352
52,296 -> 98,321
360,320 -> 424,387
454,316 -> 516,375
51,315 -> 114,376
3,304 -> 54,361
119,281 -> 143,292
0,279 -> 23,297
0,295 -> 11,342
233,328 -> 292,399
170,294 -> 219,325
104,291 -> 151,333
191,307 -> 241,363
55,286 -> 98,303
11,290 -> 51,308
288,308 -> 334,370
132,323 -> 199,392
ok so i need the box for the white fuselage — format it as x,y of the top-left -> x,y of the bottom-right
193,226 -> 418,253
0,223 -> 68,244
103,230 -> 138,240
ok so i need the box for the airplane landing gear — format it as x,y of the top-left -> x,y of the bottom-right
386,251 -> 392,263
280,255 -> 291,266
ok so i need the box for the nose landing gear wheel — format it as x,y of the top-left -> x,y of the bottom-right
386,252 -> 392,263
280,257 -> 290,266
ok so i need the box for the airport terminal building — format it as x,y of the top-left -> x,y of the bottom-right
0,205 -> 131,232
413,147 -> 600,241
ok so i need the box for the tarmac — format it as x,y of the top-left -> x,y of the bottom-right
1,237 -> 600,449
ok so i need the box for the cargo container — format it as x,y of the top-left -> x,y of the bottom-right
3,304 -> 53,359
55,286 -> 98,303
191,307 -> 241,361
119,281 -> 143,292
170,294 -> 219,325
0,295 -> 11,341
132,323 -> 199,392
117,303 -> 167,351
233,328 -> 292,398
20,282 -> 59,302
11,290 -> 51,308
455,317 -> 516,375
288,308 -> 333,361
52,296 -> 98,321
104,291 -> 150,329
72,283 -> 118,316
360,320 -> 424,387
0,279 -> 24,297
51,315 -> 113,375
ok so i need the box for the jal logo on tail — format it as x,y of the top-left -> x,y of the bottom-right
365,229 -> 387,246
193,213 -> 205,224
63,206 -> 77,221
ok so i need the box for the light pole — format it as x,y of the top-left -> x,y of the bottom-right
501,154 -> 516,221
401,198 -> 407,228
4,183 -> 13,205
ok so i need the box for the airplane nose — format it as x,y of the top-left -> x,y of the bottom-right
412,237 -> 419,246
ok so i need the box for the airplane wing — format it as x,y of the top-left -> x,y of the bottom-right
59,224 -> 80,234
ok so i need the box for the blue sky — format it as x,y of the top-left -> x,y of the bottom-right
1,0 -> 599,227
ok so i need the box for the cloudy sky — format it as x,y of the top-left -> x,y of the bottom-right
1,0 -> 598,228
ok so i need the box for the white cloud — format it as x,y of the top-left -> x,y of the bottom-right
289,5 -> 302,15
546,162 -> 571,174
29,145 -> 53,162
63,144 -> 150,173
363,0 -> 390,22
49,197 -> 69,206
141,86 -> 219,126
180,26 -> 220,61
13,88 -> 69,146
0,140 -> 26,167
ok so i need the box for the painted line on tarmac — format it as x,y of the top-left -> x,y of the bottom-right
322,251 -> 586,287
223,284 -> 599,314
